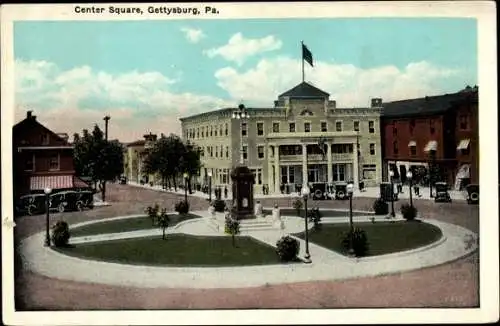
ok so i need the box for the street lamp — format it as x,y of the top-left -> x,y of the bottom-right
232,104 -> 249,165
346,183 -> 355,256
183,172 -> 189,203
44,187 -> 52,247
428,149 -> 436,198
300,184 -> 311,263
407,171 -> 413,207
207,170 -> 213,201
388,170 -> 396,218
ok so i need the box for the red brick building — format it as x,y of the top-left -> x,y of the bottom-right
13,111 -> 88,199
380,86 -> 478,190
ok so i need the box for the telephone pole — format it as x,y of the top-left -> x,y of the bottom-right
102,115 -> 111,202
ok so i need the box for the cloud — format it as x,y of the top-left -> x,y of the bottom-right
215,57 -> 463,106
205,33 -> 283,65
14,59 -> 231,142
180,27 -> 206,43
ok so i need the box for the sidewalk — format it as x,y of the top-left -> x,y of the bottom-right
126,181 -> 468,201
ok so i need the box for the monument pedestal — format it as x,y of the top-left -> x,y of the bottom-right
231,166 -> 256,220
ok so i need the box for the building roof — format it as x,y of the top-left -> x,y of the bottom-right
278,81 -> 330,98
13,111 -> 71,145
382,87 -> 478,118
126,140 -> 146,147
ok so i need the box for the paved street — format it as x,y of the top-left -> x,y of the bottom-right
13,183 -> 479,310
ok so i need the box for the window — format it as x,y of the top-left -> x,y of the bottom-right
459,115 -> 468,130
41,133 -> 49,145
242,145 -> 248,159
49,154 -> 59,171
257,145 -> 265,159
393,141 -> 399,155
241,123 -> 247,136
272,122 -> 280,133
332,144 -> 353,154
25,155 -> 34,171
226,146 -> 229,158
409,119 -> 416,135
335,121 -> 342,132
304,122 -> 311,133
201,127 -> 204,138
225,123 -> 228,136
197,128 -> 200,138
392,125 -> 397,136
369,143 -> 375,155
220,125 -> 223,137
215,146 -> 218,158
210,146 -> 214,157
251,169 -> 263,185
362,164 -> 377,180
410,145 -> 417,156
214,127 -> 218,137
206,146 -> 210,157
210,126 -> 213,137
332,164 -> 346,182
369,121 -> 375,133
281,166 -> 288,184
288,166 -> 295,183
257,122 -> 264,136
289,122 -> 296,132
429,119 -> 435,135
321,121 -> 328,132
353,121 -> 360,132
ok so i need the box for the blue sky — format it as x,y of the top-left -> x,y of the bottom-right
14,18 -> 477,142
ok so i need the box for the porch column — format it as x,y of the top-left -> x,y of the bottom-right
274,145 -> 280,193
327,142 -> 333,184
353,141 -> 359,189
302,143 -> 308,185
267,145 -> 274,193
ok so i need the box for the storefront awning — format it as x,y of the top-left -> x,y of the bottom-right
424,140 -> 438,152
456,139 -> 470,150
30,175 -> 73,191
408,141 -> 417,147
73,176 -> 91,188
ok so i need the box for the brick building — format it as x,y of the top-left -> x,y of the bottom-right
13,111 -> 88,199
380,86 -> 478,190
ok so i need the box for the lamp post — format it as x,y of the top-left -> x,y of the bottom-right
346,183 -> 355,256
232,104 -> 249,165
388,170 -> 396,218
44,187 -> 52,247
183,172 -> 189,203
407,171 -> 413,207
102,115 -> 110,202
428,149 -> 436,198
300,184 -> 311,263
207,170 -> 212,201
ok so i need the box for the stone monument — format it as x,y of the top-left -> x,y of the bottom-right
231,166 -> 255,220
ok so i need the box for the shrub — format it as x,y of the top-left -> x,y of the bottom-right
213,199 -> 226,212
308,207 -> 322,230
276,235 -> 300,262
401,203 -> 418,221
341,227 -> 369,257
292,198 -> 303,217
373,198 -> 389,215
145,203 -> 160,225
225,217 -> 240,247
52,220 -> 70,247
174,200 -> 190,215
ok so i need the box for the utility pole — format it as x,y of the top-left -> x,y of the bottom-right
103,115 -> 110,202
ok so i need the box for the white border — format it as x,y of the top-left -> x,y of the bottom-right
1,1 -> 498,325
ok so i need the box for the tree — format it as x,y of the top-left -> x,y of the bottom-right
158,208 -> 170,240
225,216 -> 240,247
73,125 -> 124,196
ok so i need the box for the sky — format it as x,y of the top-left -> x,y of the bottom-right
14,18 -> 477,142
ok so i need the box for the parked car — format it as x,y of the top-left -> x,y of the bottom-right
465,184 -> 479,205
311,182 -> 328,200
434,182 -> 452,203
119,175 -> 127,184
15,193 -> 47,216
335,183 -> 348,200
50,189 -> 95,212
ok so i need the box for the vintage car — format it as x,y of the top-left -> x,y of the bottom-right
119,175 -> 127,184
311,182 -> 329,200
465,184 -> 479,205
50,190 -> 95,212
15,193 -> 47,216
334,183 -> 349,200
434,182 -> 452,203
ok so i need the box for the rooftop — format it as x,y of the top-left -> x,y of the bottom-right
278,81 -> 330,99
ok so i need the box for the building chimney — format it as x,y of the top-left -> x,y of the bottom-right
371,98 -> 383,108
27,110 -> 33,119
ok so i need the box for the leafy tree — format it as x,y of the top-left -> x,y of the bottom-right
73,125 -> 124,200
225,215 -> 240,247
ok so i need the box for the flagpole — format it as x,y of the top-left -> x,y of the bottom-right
301,40 -> 305,82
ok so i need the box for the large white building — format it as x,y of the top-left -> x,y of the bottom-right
180,82 -> 383,194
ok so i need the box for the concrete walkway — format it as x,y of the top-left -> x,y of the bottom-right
126,181 -> 469,201
19,210 -> 478,289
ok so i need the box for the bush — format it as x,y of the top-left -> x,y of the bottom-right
276,235 -> 300,262
401,203 -> 418,221
145,203 -> 160,225
52,220 -> 70,247
341,227 -> 369,257
213,199 -> 226,212
174,200 -> 190,215
224,218 -> 240,235
292,198 -> 303,217
373,198 -> 389,215
308,207 -> 322,230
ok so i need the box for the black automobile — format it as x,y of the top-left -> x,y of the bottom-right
465,184 -> 479,205
119,175 -> 127,184
335,183 -> 348,200
311,182 -> 328,200
51,190 -> 95,212
15,193 -> 47,216
434,182 -> 452,203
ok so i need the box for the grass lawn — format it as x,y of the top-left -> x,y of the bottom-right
262,208 -> 372,217
70,213 -> 201,237
57,234 -> 283,267
294,221 -> 442,257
